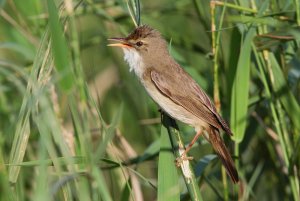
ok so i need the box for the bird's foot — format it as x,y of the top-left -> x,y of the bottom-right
175,154 -> 193,167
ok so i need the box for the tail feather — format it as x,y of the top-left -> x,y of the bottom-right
207,126 -> 239,183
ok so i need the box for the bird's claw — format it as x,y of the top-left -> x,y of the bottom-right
175,154 -> 193,167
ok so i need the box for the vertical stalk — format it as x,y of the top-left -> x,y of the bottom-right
210,1 -> 220,111
63,0 -> 91,162
210,2 -> 231,199
64,0 -> 86,101
253,45 -> 299,200
256,22 -> 300,199
294,0 -> 300,25
161,114 -> 203,201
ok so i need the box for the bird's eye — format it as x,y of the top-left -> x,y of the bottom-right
136,41 -> 143,47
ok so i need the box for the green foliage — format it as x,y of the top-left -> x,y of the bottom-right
0,0 -> 299,200
158,119 -> 180,201
230,25 -> 256,143
47,0 -> 75,92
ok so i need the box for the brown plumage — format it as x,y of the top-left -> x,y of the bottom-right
108,25 -> 239,183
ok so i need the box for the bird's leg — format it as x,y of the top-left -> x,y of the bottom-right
176,128 -> 203,166
183,129 -> 203,155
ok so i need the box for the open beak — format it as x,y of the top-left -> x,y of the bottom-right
107,38 -> 132,48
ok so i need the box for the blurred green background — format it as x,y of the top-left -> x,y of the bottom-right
0,0 -> 300,200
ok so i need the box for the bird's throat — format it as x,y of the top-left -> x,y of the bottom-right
122,48 -> 145,78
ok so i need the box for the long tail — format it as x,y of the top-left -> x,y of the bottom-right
207,126 -> 239,183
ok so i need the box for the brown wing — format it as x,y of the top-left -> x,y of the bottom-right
150,68 -> 232,135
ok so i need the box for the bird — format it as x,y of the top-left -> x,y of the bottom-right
108,25 -> 239,183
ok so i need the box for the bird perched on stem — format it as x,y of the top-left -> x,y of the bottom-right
108,25 -> 239,183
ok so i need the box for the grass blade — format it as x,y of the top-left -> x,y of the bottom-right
230,26 -> 256,142
8,110 -> 30,183
157,120 -> 180,201
94,103 -> 123,161
47,0 -> 74,92
8,31 -> 52,183
269,54 -> 300,131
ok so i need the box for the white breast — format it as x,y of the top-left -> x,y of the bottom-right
122,47 -> 207,132
122,48 -> 145,78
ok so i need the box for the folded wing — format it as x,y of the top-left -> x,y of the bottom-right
150,68 -> 232,135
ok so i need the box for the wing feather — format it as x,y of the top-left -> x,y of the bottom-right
150,68 -> 232,135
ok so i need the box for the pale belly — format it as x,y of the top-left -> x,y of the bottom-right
142,81 -> 208,131
121,47 -> 208,131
